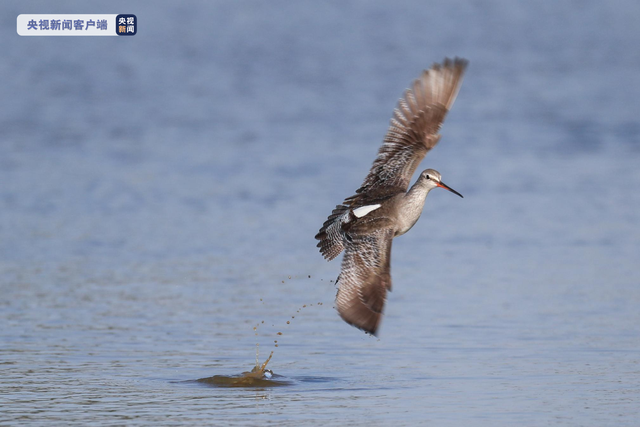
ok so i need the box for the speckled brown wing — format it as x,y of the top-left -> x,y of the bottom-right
354,57 -> 468,199
315,58 -> 467,261
335,229 -> 394,335
315,193 -> 394,261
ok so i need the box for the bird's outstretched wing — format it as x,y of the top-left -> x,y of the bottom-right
335,229 -> 394,335
355,57 -> 468,199
315,58 -> 467,261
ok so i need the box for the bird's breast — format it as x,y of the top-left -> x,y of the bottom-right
393,190 -> 429,236
394,213 -> 422,236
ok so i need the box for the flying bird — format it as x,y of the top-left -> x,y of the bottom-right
315,57 -> 468,335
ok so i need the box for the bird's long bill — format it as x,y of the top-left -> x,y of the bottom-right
436,181 -> 464,198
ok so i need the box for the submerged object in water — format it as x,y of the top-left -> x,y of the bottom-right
197,351 -> 289,387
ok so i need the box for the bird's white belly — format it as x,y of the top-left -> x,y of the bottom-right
394,213 -> 422,237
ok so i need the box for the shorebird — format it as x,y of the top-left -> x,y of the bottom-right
315,57 -> 467,335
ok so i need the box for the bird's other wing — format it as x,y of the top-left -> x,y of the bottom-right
315,203 -> 351,261
335,228 -> 394,335
315,194 -> 394,261
355,57 -> 468,199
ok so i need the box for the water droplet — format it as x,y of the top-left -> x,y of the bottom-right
286,321 -> 290,324
277,332 -> 282,335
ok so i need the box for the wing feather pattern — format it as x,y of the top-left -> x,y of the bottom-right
357,57 -> 467,197
335,229 -> 394,335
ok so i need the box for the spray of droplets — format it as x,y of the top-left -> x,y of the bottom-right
251,275 -> 325,353
257,299 -> 324,349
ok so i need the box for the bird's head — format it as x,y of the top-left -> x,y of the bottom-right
420,169 -> 463,198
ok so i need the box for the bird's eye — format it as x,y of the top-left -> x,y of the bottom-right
425,174 -> 430,180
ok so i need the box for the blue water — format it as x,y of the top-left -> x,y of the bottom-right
2,1 -> 640,425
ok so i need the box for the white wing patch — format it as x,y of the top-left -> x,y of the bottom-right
353,204 -> 381,218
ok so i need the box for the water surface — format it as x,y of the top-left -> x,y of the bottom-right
1,1 -> 640,425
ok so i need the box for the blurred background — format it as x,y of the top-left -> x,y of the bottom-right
1,1 -> 639,425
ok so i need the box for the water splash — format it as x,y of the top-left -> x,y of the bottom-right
197,275 -> 326,387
